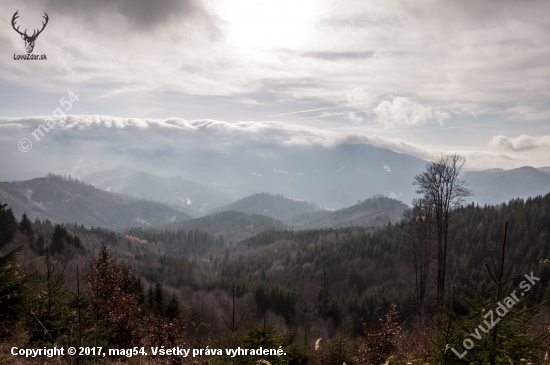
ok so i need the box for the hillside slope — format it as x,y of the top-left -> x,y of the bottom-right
161,211 -> 288,243
0,174 -> 192,229
464,166 -> 550,205
206,192 -> 320,221
82,167 -> 232,216
290,195 -> 408,229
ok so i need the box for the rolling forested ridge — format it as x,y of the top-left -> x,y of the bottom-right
1,157 -> 550,364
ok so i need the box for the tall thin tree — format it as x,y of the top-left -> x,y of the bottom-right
413,153 -> 471,305
402,197 -> 435,315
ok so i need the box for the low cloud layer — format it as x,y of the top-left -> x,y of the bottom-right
1,115 -> 546,181
0,115 -> 432,158
490,135 -> 550,152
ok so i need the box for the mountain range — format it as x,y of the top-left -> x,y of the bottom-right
82,167 -> 232,216
462,166 -> 550,205
2,143 -> 550,235
0,174 -> 192,229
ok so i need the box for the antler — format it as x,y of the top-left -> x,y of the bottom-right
32,13 -> 49,38
11,11 -> 49,39
11,10 -> 27,37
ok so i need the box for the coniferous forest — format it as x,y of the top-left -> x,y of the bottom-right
1,156 -> 550,364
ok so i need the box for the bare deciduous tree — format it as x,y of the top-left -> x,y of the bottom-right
413,154 -> 471,305
402,197 -> 435,316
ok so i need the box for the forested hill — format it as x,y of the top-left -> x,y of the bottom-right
206,192 -> 321,221
0,174 -> 192,228
160,211 -> 288,244
199,192 -> 550,323
289,195 -> 407,229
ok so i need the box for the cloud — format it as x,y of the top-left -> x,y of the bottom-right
42,0 -> 219,32
374,97 -> 450,129
346,87 -> 372,108
302,51 -> 374,61
0,115 -> 433,162
490,135 -> 550,151
347,112 -> 364,124
2,115 -> 548,184
3,0 -> 550,133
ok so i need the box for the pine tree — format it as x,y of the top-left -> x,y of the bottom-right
0,246 -> 28,322
35,234 -> 46,256
146,285 -> 154,313
0,203 -> 16,248
128,274 -> 145,306
165,293 -> 181,320
19,212 -> 33,238
51,225 -> 66,254
238,312 -> 282,365
30,249 -> 69,343
326,333 -> 354,365
316,269 -> 331,318
154,282 -> 165,316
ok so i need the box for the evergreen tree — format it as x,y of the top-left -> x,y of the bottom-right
0,246 -> 28,322
154,282 -> 164,316
280,323 -> 309,365
238,313 -> 282,365
49,224 -> 84,255
0,203 -> 17,248
19,212 -> 34,239
316,269 -> 332,318
34,233 -> 46,256
127,274 -> 145,306
30,249 -> 69,343
146,285 -> 154,313
51,225 -> 67,254
326,333 -> 354,365
62,264 -> 110,353
165,293 -> 181,320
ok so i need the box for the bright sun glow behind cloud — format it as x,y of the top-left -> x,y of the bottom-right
219,0 -> 324,49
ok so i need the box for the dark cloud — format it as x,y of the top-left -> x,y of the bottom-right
41,0 -> 220,32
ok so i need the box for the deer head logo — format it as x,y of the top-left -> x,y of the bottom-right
12,11 -> 49,54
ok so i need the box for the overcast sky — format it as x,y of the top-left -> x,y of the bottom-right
1,0 -> 550,169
